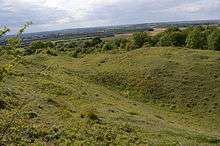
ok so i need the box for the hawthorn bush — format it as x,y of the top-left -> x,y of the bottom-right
207,29 -> 220,51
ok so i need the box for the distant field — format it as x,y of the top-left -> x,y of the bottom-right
104,28 -> 166,41
0,47 -> 219,145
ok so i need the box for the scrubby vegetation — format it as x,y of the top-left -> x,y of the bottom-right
0,24 -> 220,145
9,26 -> 216,60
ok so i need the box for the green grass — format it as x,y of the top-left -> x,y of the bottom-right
0,47 -> 220,145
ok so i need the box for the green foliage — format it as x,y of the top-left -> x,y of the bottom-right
67,41 -> 77,48
158,33 -> 172,47
91,37 -> 102,46
69,51 -> 78,58
0,64 -> 13,81
112,38 -> 128,49
0,47 -> 220,145
6,38 -> 21,49
16,21 -> 32,39
102,42 -> 114,51
131,32 -> 150,48
166,27 -> 180,32
46,48 -> 58,56
0,27 -> 10,37
207,29 -> 220,51
29,41 -> 45,51
158,31 -> 186,47
186,28 -> 207,49
125,40 -> 136,51
28,41 -> 55,54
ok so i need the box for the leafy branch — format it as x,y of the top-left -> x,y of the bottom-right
0,27 -> 10,38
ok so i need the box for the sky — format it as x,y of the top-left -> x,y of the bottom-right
0,0 -> 220,33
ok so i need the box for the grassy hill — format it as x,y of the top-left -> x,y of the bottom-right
0,47 -> 220,145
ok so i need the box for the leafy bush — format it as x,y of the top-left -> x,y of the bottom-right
28,41 -> 55,54
91,37 -> 102,46
158,31 -> 186,47
186,28 -> 207,49
156,27 -> 186,47
46,49 -> 58,56
44,41 -> 55,48
102,42 -> 115,51
125,40 -> 136,51
67,41 -> 77,48
131,32 -> 150,48
0,64 -> 13,81
6,38 -> 21,49
69,51 -> 78,58
28,41 -> 45,53
112,38 -> 128,49
158,33 -> 172,46
207,29 -> 220,51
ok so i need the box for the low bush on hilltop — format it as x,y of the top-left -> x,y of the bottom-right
27,41 -> 55,54
186,28 -> 207,49
158,28 -> 187,47
207,29 -> 220,51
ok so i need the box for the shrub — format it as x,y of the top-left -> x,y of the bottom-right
207,29 -> 220,51
69,51 -> 78,58
186,28 -> 207,49
0,64 -> 13,81
158,33 -> 172,46
6,38 -> 21,49
67,41 -> 77,48
102,42 -> 114,51
151,33 -> 163,46
112,38 -> 128,49
91,37 -> 102,46
171,32 -> 187,46
28,41 -> 55,54
131,32 -> 150,48
157,27 -> 187,47
44,41 -> 55,48
125,40 -> 136,51
46,49 -> 58,56
29,41 -> 45,53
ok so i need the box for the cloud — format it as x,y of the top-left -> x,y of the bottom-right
0,0 -> 219,33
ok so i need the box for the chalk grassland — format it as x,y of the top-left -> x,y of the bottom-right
0,47 -> 220,145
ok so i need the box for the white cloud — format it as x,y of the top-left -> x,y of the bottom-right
0,0 -> 219,33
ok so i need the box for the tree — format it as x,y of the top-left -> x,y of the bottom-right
186,28 -> 207,49
207,29 -> 220,51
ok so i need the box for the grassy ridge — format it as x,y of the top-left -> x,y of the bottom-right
72,47 -> 220,115
0,47 -> 220,145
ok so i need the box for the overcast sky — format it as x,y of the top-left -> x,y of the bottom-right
0,0 -> 220,33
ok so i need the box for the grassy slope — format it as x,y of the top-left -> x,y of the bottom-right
0,47 -> 220,145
